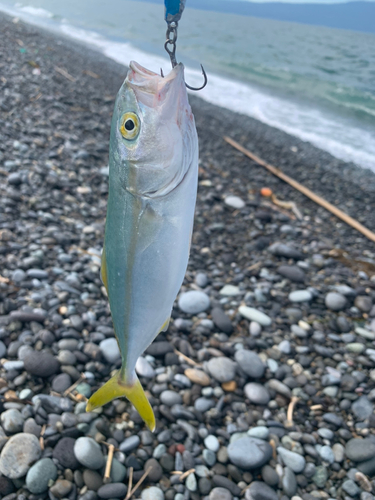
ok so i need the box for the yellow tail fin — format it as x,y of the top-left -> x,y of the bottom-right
86,370 -> 155,431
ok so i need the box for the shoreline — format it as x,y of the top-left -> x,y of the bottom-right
2,12 -> 375,500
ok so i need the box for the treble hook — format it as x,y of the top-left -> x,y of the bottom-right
164,22 -> 207,91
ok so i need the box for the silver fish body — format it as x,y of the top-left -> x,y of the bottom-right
87,61 -> 198,429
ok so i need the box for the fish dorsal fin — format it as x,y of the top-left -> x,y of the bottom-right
101,245 -> 108,291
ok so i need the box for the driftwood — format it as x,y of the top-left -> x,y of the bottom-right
224,136 -> 375,244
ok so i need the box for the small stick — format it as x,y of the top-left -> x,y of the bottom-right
103,444 -> 115,484
126,466 -> 152,499
125,467 -> 133,500
63,374 -> 85,397
285,396 -> 299,427
247,261 -> 262,272
39,424 -> 46,451
179,468 -> 195,481
310,404 -> 323,411
55,66 -> 76,82
174,349 -> 200,367
224,136 -> 375,244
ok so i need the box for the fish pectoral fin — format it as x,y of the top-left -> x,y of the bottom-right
86,370 -> 155,432
101,245 -> 108,291
160,317 -> 170,332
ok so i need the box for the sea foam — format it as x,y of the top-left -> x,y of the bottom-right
1,1 -> 375,171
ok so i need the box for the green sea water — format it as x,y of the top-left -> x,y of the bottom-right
1,0 -> 374,170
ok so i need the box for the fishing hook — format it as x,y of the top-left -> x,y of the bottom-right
164,22 -> 207,91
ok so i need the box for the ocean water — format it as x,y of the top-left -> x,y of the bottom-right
1,0 -> 374,171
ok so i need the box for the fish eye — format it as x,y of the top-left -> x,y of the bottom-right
120,112 -> 140,140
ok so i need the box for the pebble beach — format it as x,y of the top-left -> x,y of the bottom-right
2,12 -> 375,500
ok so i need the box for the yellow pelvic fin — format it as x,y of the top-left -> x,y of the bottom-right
160,317 -> 170,332
101,245 -> 108,291
86,370 -> 155,432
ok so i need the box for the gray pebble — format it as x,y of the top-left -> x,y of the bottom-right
288,290 -> 313,302
244,383 -> 270,405
205,435 -> 220,452
119,435 -> 140,453
235,350 -> 265,378
0,433 -> 41,478
99,338 -> 120,363
207,357 -> 236,382
228,436 -> 272,469
245,481 -> 278,500
238,306 -> 272,326
1,409 -> 24,433
352,396 -> 373,420
178,291 -> 210,314
277,447 -> 305,473
141,486 -> 165,500
282,466 -> 297,496
26,457 -> 57,494
325,292 -> 347,311
160,390 -> 182,406
74,437 -> 105,469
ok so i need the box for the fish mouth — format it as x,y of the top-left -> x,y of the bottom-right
126,61 -> 185,107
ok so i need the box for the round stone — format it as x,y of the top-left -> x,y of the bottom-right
109,458 -> 126,482
238,306 -> 272,326
288,290 -> 313,303
83,469 -> 103,491
160,390 -> 182,406
277,447 -> 305,473
52,373 -> 72,393
207,357 -> 236,383
325,292 -> 347,311
24,350 -> 60,377
249,321 -> 262,337
224,195 -> 245,209
144,458 -> 162,482
235,350 -> 265,379
53,437 -> 80,469
319,446 -> 335,464
185,368 -> 211,386
195,397 -> 215,413
119,435 -> 140,453
186,473 -> 197,491
178,291 -> 210,314
244,383 -> 270,405
282,467 -> 297,497
205,435 -> 220,452
1,409 -> 24,434
346,438 -> 375,462
135,357 -> 156,378
99,338 -> 120,364
277,265 -> 305,283
141,486 -> 164,500
245,481 -> 278,500
211,307 -> 233,334
0,433 -> 41,478
209,487 -> 233,500
352,396 -> 373,420
248,427 -> 270,440
0,341 -> 6,358
74,437 -> 105,469
26,458 -> 57,494
228,436 -> 272,470
97,483 -> 127,499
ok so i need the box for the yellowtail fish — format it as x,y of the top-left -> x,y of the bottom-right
86,61 -> 198,431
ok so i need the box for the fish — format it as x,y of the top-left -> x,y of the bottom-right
86,61 -> 199,431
